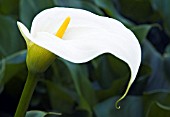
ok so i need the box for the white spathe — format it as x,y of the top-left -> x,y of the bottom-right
17,7 -> 141,108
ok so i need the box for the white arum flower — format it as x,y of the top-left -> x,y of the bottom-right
17,7 -> 141,109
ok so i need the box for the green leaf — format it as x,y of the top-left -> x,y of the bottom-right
59,59 -> 96,117
163,54 -> 170,81
143,92 -> 170,117
0,50 -> 26,93
92,54 -> 130,89
0,0 -> 19,16
147,102 -> 170,117
94,96 -> 143,117
96,76 -> 129,102
164,44 -> 170,55
0,15 -> 25,57
163,45 -> 170,79
53,0 -> 104,15
118,0 -> 159,22
143,91 -> 170,115
142,40 -> 170,92
131,24 -> 153,43
64,61 -> 96,105
150,0 -> 170,36
43,80 -> 75,113
93,0 -> 134,27
127,64 -> 151,96
19,0 -> 55,28
0,59 -> 5,93
138,64 -> 152,79
26,110 -> 61,117
20,0 -> 105,28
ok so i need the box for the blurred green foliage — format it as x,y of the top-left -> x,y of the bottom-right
0,0 -> 170,117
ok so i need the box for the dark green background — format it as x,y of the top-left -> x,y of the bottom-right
0,0 -> 170,117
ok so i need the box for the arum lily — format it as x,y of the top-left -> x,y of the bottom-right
15,7 -> 141,116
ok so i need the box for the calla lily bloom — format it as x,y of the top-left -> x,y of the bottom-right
17,7 -> 141,108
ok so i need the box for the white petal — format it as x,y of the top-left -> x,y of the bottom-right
18,7 -> 141,109
35,28 -> 140,109
17,21 -> 31,40
30,7 -> 129,38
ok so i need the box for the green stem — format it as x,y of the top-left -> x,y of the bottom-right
14,72 -> 39,117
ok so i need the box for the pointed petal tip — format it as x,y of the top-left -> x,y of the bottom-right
16,21 -> 32,46
17,21 -> 25,32
115,99 -> 121,109
17,21 -> 20,24
17,21 -> 22,27
114,81 -> 132,109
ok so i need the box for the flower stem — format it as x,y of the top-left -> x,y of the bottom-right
14,72 -> 39,117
